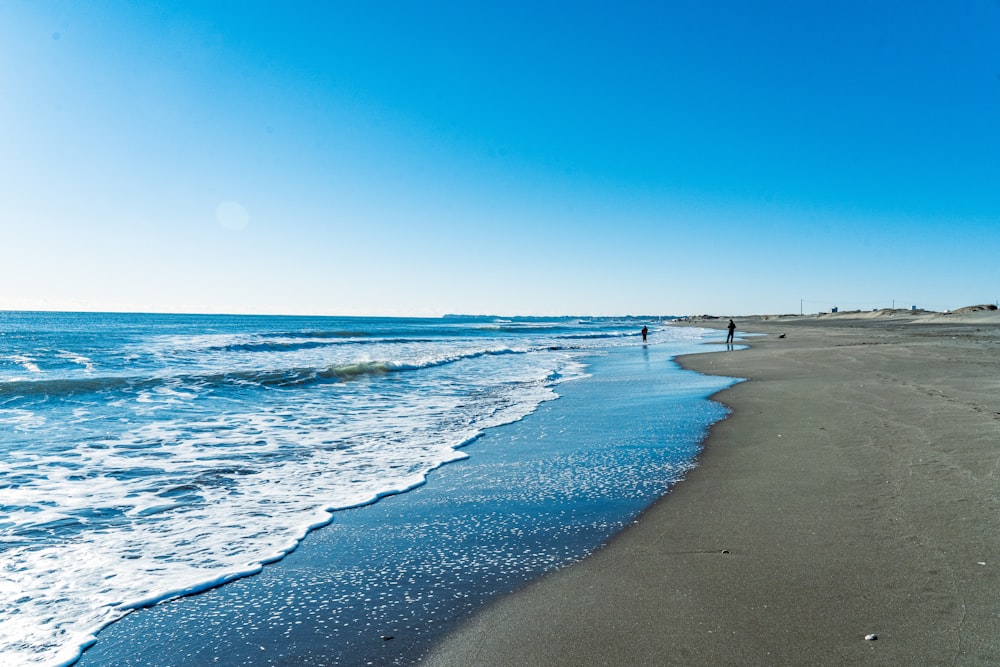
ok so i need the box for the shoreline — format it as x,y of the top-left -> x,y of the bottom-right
422,313 -> 1000,665
74,338 -> 733,666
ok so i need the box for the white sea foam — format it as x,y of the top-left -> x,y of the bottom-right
10,354 -> 41,374
0,408 -> 47,430
55,351 -> 95,373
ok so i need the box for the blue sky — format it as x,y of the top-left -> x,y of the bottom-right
2,1 -> 998,316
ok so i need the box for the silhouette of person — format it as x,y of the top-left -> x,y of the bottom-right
641,325 -> 648,343
726,319 -> 735,345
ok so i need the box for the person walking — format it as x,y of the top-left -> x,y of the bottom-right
726,319 -> 736,345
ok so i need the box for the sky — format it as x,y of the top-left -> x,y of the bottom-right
2,1 -> 999,317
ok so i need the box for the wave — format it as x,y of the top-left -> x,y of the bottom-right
208,339 -> 351,354
266,330 -> 373,339
9,354 -> 42,373
205,337 -> 436,354
558,332 -> 634,340
474,324 -> 580,334
0,375 -> 142,397
233,361 -> 398,387
241,347 -> 526,388
0,348 -> 528,398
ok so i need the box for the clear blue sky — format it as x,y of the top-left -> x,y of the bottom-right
3,1 -> 998,316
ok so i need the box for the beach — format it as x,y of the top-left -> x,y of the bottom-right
423,310 -> 1000,665
52,317 -> 732,667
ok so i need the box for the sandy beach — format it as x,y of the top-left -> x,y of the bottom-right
423,309 -> 1000,665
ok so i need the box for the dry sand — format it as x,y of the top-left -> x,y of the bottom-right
422,311 -> 1000,666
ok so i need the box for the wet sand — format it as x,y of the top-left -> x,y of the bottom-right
422,310 -> 1000,665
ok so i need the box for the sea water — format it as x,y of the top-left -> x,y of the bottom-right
0,312 -> 720,666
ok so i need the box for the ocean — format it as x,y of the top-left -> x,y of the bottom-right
0,312 -> 734,666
